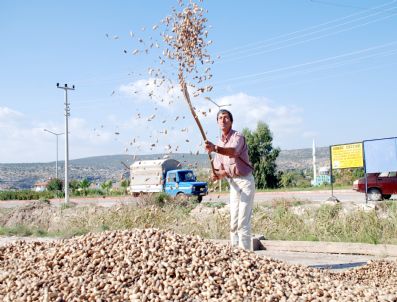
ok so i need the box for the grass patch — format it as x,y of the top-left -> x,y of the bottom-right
202,202 -> 225,209
0,190 -> 57,201
60,202 -> 75,210
0,225 -> 49,237
252,203 -> 313,241
1,195 -> 396,245
52,202 -> 226,239
253,202 -> 397,244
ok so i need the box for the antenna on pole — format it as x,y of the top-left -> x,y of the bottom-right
57,83 -> 75,204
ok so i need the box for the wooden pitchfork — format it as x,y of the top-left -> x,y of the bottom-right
180,81 -> 216,175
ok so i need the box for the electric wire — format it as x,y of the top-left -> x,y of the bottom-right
248,58 -> 397,91
221,6 -> 397,62
49,2 -> 397,94
233,47 -> 397,89
56,41 -> 397,112
309,0 -> 377,11
220,0 -> 396,56
216,41 -> 397,85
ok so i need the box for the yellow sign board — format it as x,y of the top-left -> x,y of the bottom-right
331,143 -> 363,169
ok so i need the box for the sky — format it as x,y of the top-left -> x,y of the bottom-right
1,0 -> 397,163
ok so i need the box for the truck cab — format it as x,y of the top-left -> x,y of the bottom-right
129,159 -> 208,202
164,169 -> 208,202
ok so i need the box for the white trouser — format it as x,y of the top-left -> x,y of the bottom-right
227,173 -> 255,250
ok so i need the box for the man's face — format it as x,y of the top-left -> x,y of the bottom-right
217,112 -> 232,133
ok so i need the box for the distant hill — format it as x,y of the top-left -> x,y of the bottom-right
67,147 -> 331,171
0,153 -> 210,190
0,147 -> 330,189
69,153 -> 210,169
277,146 -> 330,171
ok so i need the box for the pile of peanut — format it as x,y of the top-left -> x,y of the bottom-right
0,229 -> 396,301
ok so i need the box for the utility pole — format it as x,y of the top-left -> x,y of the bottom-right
57,83 -> 75,204
312,139 -> 317,186
43,129 -> 64,179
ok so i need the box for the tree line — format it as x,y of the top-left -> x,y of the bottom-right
243,121 -> 363,189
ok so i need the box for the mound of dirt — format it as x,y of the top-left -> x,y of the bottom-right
0,201 -> 59,229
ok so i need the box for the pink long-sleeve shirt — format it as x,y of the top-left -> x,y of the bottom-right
213,129 -> 253,177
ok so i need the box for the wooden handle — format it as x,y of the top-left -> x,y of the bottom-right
181,82 -> 216,174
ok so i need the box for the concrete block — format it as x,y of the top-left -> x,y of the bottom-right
252,237 -> 266,251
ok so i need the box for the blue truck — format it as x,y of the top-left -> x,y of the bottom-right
129,159 -> 208,202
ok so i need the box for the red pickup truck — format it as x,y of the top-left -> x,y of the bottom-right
353,172 -> 397,201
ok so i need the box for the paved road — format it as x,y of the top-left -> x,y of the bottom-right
204,189 -> 389,204
1,189 -> 395,208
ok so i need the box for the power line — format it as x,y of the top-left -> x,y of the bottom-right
41,5 -> 397,96
233,45 -> 397,85
34,2 -> 394,97
219,0 -> 396,56
47,40 -> 397,112
309,0 -> 378,11
219,1 -> 397,60
233,47 -> 397,89
216,41 -> 397,85
221,5 -> 397,62
246,58 -> 397,91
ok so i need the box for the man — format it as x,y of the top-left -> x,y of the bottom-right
205,109 -> 255,250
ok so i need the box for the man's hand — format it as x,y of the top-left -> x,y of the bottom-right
211,169 -> 227,181
210,172 -> 219,181
204,140 -> 215,153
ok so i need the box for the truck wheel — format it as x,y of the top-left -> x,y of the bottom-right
383,194 -> 391,200
368,188 -> 382,201
176,192 -> 187,201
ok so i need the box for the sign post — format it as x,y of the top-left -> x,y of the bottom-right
330,142 -> 364,201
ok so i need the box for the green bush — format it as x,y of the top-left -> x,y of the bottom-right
100,180 -> 113,194
0,190 -> 58,200
280,170 -> 311,188
333,167 -> 364,186
70,188 -> 105,197
69,179 -> 80,193
47,178 -> 63,191
154,192 -> 169,206
120,179 -> 130,194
